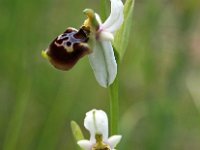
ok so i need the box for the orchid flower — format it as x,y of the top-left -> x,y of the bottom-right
77,109 -> 122,150
42,0 -> 124,87
84,0 -> 124,87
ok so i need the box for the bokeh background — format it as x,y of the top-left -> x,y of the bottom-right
1,0 -> 200,149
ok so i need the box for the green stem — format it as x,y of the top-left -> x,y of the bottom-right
109,75 -> 119,135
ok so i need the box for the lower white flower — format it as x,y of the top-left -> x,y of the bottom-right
77,109 -> 122,150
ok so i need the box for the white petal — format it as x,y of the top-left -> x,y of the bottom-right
77,140 -> 93,150
107,135 -> 122,148
88,41 -> 117,87
84,109 -> 109,141
105,11 -> 123,33
101,0 -> 124,33
99,31 -> 114,41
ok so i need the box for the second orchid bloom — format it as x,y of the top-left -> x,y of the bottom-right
42,0 -> 124,87
77,109 -> 122,150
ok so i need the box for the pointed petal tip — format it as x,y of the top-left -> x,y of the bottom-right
107,135 -> 122,148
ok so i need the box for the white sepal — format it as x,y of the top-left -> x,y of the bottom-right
88,41 -> 117,87
77,140 -> 93,150
107,135 -> 122,149
84,109 -> 109,141
101,0 -> 124,33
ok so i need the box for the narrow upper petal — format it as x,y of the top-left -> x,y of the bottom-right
88,40 -> 117,87
84,109 -> 109,141
107,135 -> 122,149
77,140 -> 93,150
101,0 -> 124,33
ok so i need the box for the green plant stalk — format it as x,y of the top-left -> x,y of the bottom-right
109,74 -> 119,135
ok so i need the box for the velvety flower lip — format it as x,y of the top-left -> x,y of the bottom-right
42,27 -> 91,71
86,0 -> 124,87
77,109 -> 122,150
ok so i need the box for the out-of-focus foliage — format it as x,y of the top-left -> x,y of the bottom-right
0,0 -> 200,150
114,0 -> 135,61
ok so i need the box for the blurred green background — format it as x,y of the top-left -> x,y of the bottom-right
1,0 -> 200,149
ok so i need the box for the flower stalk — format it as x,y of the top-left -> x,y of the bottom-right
109,75 -> 119,135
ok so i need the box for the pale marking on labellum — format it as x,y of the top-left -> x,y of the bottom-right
55,33 -> 75,53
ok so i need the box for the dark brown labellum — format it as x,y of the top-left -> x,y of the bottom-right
45,27 -> 91,70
